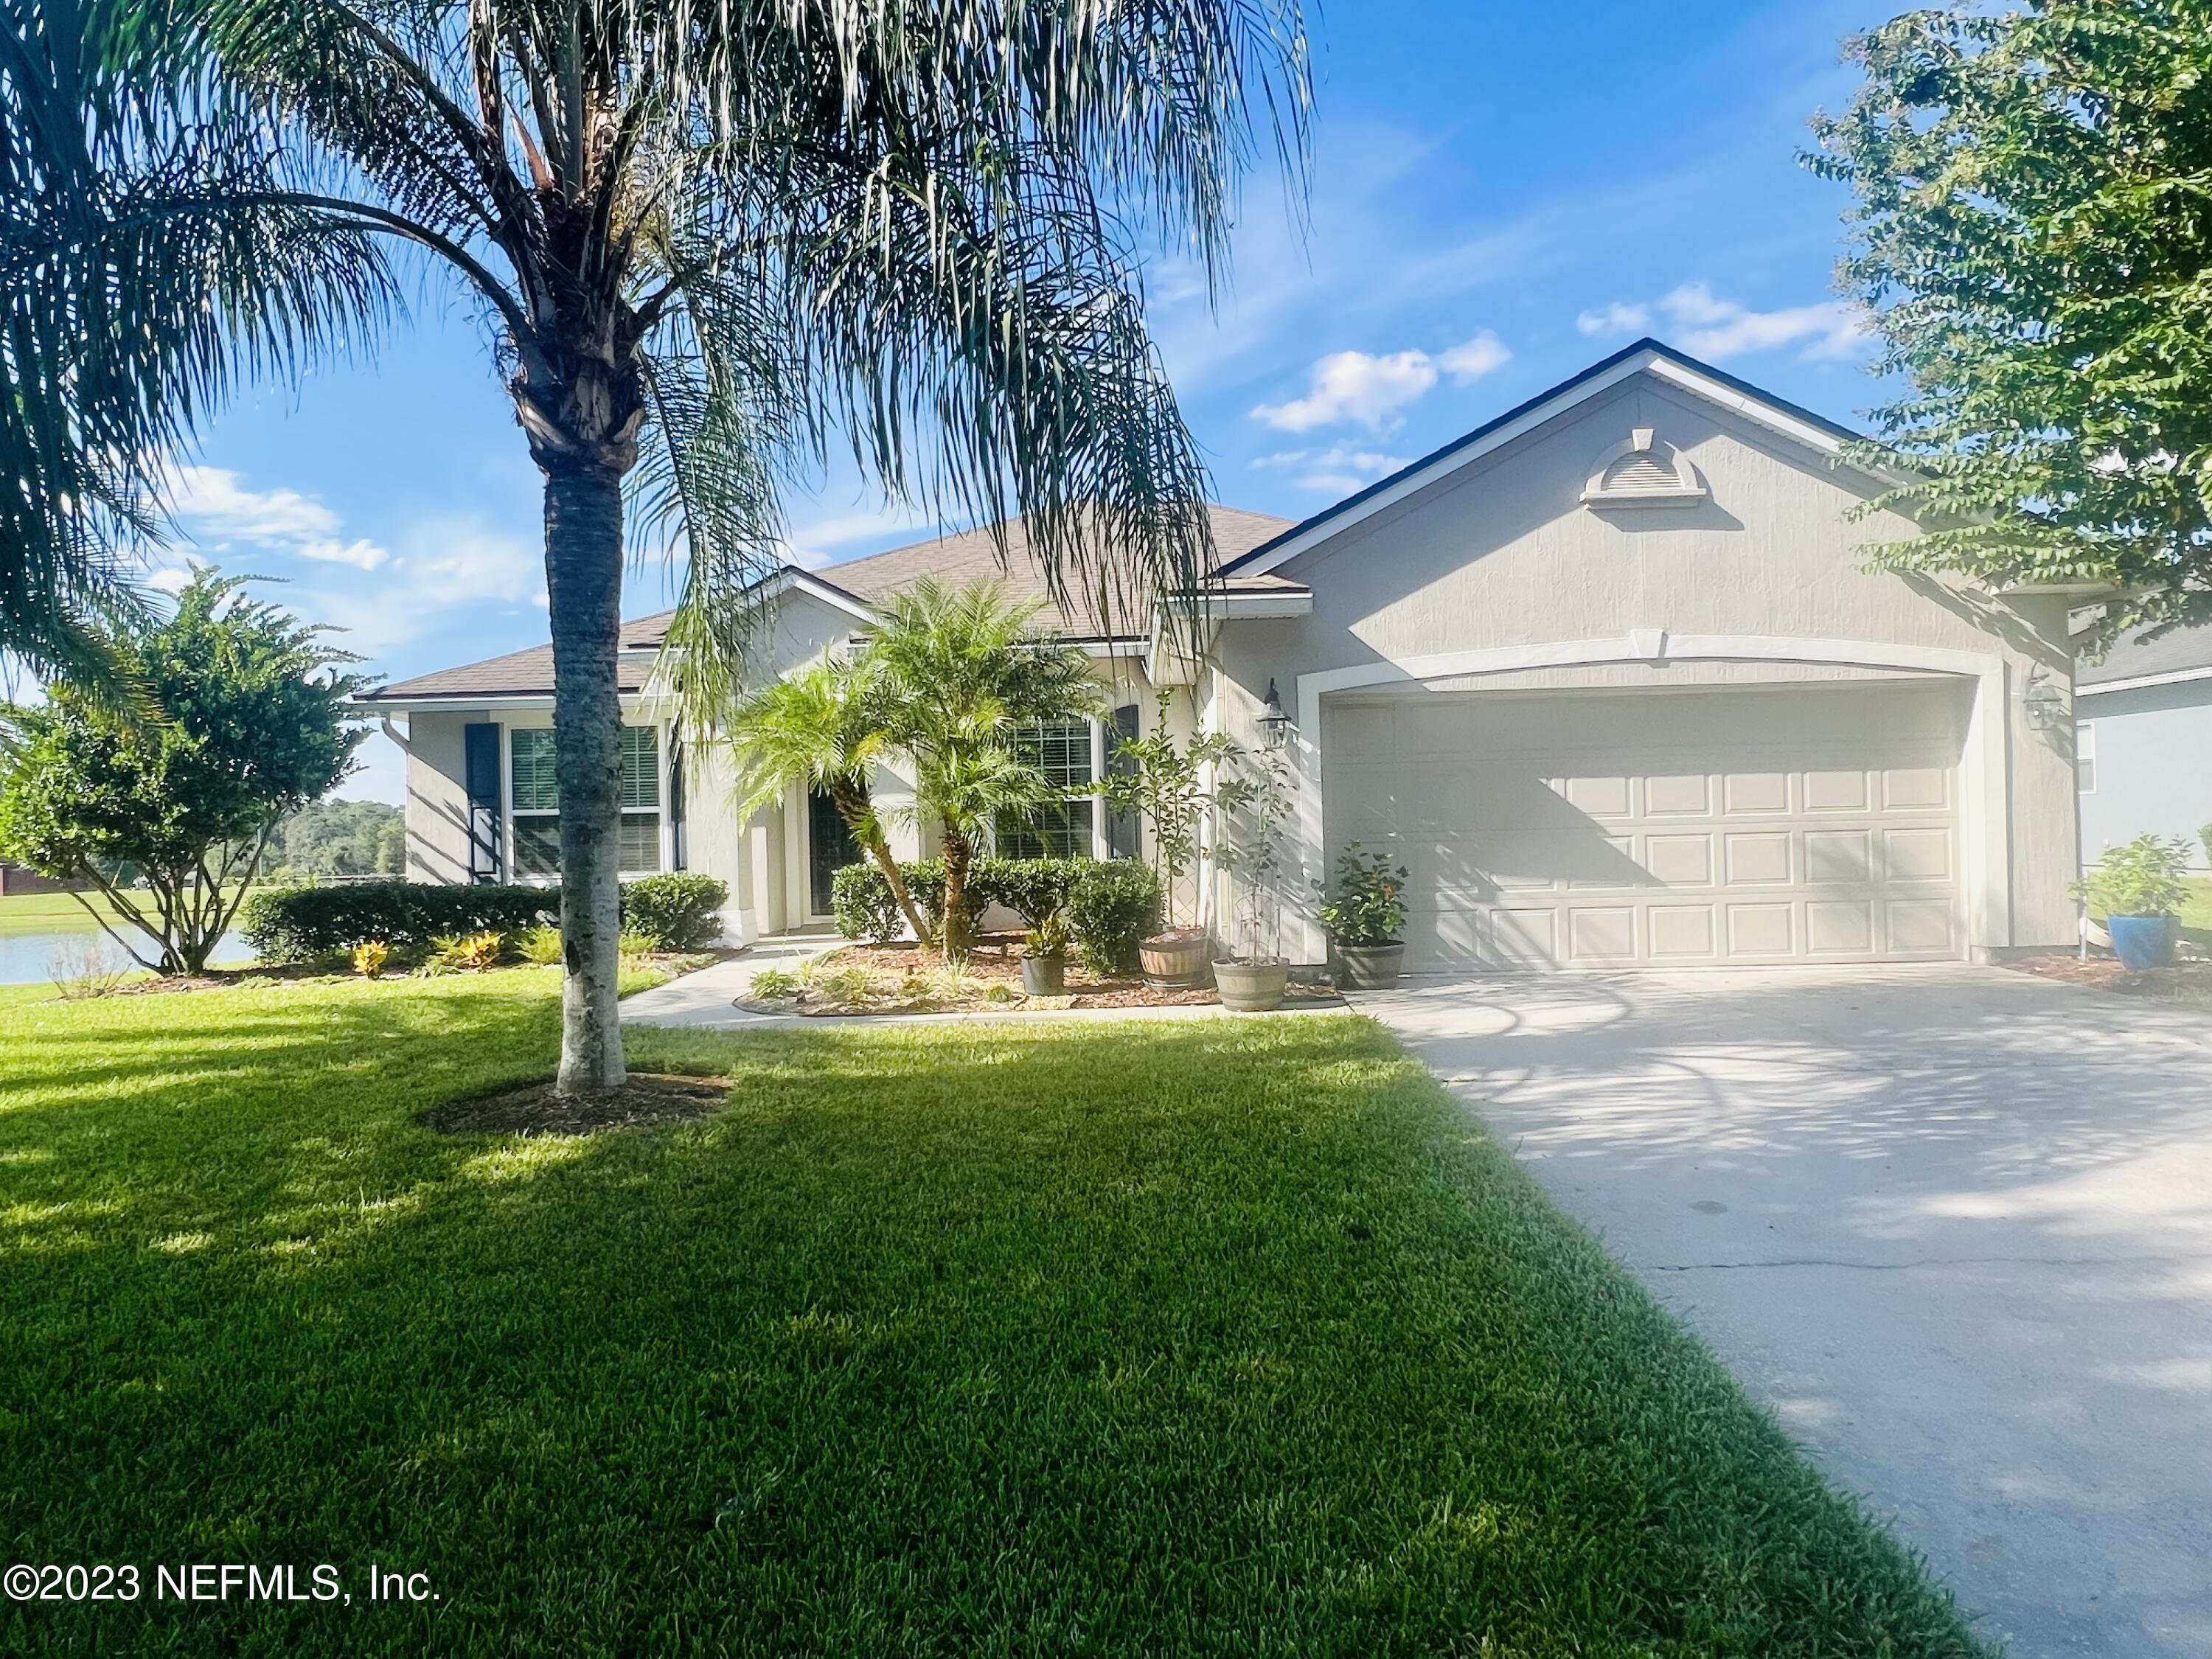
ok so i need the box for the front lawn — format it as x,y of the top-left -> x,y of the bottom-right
1,973 -> 1984,1655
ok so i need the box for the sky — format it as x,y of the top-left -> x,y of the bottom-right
161,0 -> 1903,804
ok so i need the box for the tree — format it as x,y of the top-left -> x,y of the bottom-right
49,0 -> 1305,1091
869,581 -> 1100,957
726,654 -> 934,947
263,799 -> 406,880
0,570 -> 364,972
1099,688 -> 1241,938
1,0 -> 383,695
1809,1 -> 2212,638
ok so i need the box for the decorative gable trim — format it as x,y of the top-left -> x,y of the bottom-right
1580,428 -> 1707,507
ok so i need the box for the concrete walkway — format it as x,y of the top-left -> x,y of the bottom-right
1360,966 -> 2212,1658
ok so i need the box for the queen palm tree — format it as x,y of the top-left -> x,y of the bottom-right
870,580 -> 1100,956
1,0 -> 382,697
725,653 -> 933,947
32,0 -> 1306,1091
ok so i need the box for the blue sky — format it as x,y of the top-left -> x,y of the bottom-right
164,0 -> 1899,804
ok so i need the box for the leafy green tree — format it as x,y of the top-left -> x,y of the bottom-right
0,571 -> 365,972
1809,1 -> 2212,635
38,0 -> 1305,1091
264,799 -> 406,880
870,581 -> 1101,956
1099,688 -> 1242,936
726,655 -> 934,947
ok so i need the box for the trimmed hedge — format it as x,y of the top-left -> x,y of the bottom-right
830,855 -> 1162,975
621,873 -> 729,950
243,873 -> 731,961
242,882 -> 560,961
1064,860 -> 1164,975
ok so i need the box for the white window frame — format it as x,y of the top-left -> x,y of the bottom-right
2076,720 -> 2097,795
501,719 -> 672,883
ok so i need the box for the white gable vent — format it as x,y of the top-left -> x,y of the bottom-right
1581,428 -> 1708,507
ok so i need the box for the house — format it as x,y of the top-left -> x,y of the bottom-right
360,339 -> 2084,971
2076,622 -> 2212,869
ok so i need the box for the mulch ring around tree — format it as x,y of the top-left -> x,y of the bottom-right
419,1074 -> 732,1136
739,936 -> 1344,1017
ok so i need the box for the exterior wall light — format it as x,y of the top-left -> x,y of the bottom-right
2023,666 -> 2067,733
1258,678 -> 1293,750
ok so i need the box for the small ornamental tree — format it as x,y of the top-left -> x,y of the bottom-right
0,570 -> 364,973
1099,689 -> 1242,936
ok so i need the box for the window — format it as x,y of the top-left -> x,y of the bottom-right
998,717 -> 1096,859
508,725 -> 664,878
2076,721 -> 2096,794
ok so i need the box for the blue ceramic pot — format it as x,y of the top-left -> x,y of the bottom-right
2107,914 -> 2176,972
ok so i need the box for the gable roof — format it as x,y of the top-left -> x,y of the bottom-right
358,502 -> 1297,704
1218,338 -> 1873,581
2079,621 -> 2212,695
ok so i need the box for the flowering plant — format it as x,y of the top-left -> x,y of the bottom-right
1315,843 -> 1408,945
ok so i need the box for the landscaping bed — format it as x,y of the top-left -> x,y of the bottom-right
0,970 -> 1986,1655
2003,950 -> 2212,1009
742,935 -> 1343,1015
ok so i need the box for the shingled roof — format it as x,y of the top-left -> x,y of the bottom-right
2078,620 -> 2212,691
360,504 -> 1300,703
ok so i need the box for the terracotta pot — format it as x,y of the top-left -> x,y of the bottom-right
1020,954 -> 1066,996
1214,957 -> 1290,1012
1139,928 -> 1211,987
1333,941 -> 1405,990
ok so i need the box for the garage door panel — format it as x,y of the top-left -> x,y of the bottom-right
1324,686 -> 1966,970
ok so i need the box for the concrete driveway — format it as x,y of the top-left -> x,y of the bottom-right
1363,966 -> 2212,1659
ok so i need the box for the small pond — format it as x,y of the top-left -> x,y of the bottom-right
0,928 -> 253,986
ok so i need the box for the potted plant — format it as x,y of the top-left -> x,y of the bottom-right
2073,833 -> 2194,970
1021,912 -> 1072,995
1318,844 -> 1410,990
1101,690 -> 1242,986
1211,742 -> 1293,1012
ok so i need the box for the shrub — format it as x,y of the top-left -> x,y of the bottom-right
1066,860 -> 1163,976
425,930 -> 505,973
829,859 -> 984,944
620,873 -> 727,950
748,967 -> 799,999
242,882 -> 558,961
516,923 -> 563,966
1024,912 -> 1073,959
972,856 -> 1087,928
1317,844 -> 1409,945
47,936 -> 129,999
2073,833 -> 2195,918
351,939 -> 389,978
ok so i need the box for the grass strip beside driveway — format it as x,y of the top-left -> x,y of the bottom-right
0,972 -> 1986,1655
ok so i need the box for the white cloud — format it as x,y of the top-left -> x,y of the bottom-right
1576,282 -> 1868,362
1251,330 -> 1512,434
397,514 -> 543,610
168,465 -> 391,571
1437,330 -> 1513,384
1253,349 -> 1439,433
1251,442 -> 1413,495
1577,301 -> 1652,336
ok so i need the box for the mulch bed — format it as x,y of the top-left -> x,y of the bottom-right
742,936 -> 1343,1017
2003,951 -> 2212,1004
419,1074 -> 732,1136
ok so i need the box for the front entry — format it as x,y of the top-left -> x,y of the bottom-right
807,787 -> 860,918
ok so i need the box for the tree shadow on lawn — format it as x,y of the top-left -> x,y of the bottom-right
0,990 -> 1990,1657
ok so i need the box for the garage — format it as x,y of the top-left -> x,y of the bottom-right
1321,681 -> 1971,970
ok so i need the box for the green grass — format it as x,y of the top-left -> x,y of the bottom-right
0,889 -> 133,936
0,973 -> 1984,1656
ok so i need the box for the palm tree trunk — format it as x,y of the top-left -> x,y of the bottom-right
939,824 -> 975,960
825,780 -> 934,947
543,455 -> 628,1093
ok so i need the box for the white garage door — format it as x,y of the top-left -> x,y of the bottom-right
1322,683 -> 1969,970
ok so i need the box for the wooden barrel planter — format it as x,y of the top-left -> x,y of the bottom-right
1138,928 -> 1211,987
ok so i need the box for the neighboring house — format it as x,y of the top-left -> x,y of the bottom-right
360,339 -> 2084,971
2076,623 -> 2212,868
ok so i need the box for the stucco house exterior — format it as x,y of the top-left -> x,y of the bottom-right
2076,623 -> 2212,869
359,339 -> 2084,971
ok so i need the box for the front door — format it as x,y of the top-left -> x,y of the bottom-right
808,787 -> 860,918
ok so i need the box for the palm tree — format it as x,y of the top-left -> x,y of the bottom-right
725,653 -> 933,946
870,580 -> 1101,956
41,0 -> 1306,1092
1,0 -> 381,697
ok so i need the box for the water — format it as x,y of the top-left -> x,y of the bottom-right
0,928 -> 254,985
